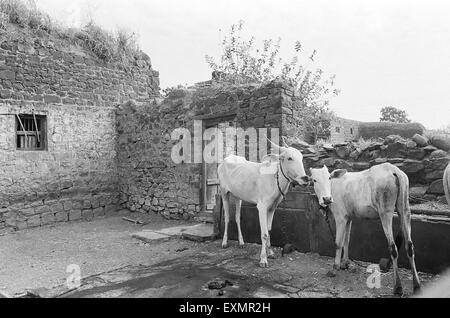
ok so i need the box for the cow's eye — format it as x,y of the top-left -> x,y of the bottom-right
329,177 -> 332,180
313,179 -> 317,183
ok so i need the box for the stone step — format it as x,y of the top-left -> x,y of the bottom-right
132,223 -> 216,244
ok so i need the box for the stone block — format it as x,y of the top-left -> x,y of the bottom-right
413,134 -> 429,147
69,210 -> 82,221
63,201 -> 73,211
93,207 -> 105,218
55,212 -> 69,223
82,209 -> 94,221
41,213 -> 56,226
431,136 -> 450,151
426,180 -> 445,195
27,215 -> 41,228
44,95 -> 61,104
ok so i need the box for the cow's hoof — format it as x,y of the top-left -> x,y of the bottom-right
394,286 -> 404,297
222,244 -> 228,249
268,250 -> 276,259
326,270 -> 337,278
260,261 -> 269,268
238,243 -> 245,249
413,284 -> 421,294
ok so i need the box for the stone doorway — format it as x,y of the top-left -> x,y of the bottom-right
202,116 -> 237,220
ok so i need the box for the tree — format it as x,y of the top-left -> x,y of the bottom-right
380,107 -> 411,123
205,21 -> 340,143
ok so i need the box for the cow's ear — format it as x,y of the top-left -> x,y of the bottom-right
331,169 -> 347,179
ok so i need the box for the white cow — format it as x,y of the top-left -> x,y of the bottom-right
309,163 -> 421,295
444,163 -> 450,207
218,140 -> 309,267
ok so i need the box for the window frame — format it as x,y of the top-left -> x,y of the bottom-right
15,114 -> 48,151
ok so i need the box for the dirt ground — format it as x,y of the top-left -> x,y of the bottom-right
0,211 -> 438,298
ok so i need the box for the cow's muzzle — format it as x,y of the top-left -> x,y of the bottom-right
322,197 -> 333,206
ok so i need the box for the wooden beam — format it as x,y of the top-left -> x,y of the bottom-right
16,114 -> 28,140
33,112 -> 40,143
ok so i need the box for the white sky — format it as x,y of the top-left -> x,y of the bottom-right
35,0 -> 450,129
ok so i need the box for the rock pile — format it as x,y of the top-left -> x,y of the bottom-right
291,134 -> 450,203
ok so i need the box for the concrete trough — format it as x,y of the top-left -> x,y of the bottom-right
214,190 -> 450,274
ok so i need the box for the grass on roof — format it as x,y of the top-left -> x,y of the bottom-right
0,0 -> 146,66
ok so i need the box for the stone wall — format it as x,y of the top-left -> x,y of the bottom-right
359,122 -> 424,140
0,31 -> 159,234
329,118 -> 425,144
116,80 -> 300,220
291,134 -> 450,203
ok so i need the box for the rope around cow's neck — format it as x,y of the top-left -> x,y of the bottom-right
277,161 -> 291,200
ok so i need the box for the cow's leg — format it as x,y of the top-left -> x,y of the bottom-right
266,207 -> 276,259
327,218 -> 347,277
380,212 -> 403,296
341,220 -> 352,270
221,191 -> 231,249
400,213 -> 421,293
235,199 -> 245,248
257,203 -> 269,268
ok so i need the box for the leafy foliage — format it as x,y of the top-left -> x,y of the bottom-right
380,106 -> 411,123
205,21 -> 340,143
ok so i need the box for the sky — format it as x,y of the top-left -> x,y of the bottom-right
35,0 -> 450,129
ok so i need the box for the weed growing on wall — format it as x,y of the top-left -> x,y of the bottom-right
0,0 -> 144,66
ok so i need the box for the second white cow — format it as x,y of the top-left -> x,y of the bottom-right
309,163 -> 421,295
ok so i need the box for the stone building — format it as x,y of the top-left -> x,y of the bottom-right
116,80 -> 308,222
0,30 -> 159,234
330,117 -> 361,143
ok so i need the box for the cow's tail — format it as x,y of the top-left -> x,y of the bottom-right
444,166 -> 450,207
393,169 -> 410,251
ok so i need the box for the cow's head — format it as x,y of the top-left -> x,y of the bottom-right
268,138 -> 310,186
310,166 -> 347,207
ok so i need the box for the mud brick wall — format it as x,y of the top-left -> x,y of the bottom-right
116,80 -> 301,220
0,34 -> 160,234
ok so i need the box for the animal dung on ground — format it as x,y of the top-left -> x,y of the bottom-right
282,244 -> 297,257
207,279 -> 234,290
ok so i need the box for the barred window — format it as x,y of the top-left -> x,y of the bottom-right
16,114 -> 47,151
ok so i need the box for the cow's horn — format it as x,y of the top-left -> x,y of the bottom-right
266,137 -> 281,152
281,136 -> 290,148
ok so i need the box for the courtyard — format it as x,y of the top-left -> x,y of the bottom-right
0,211 -> 438,298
